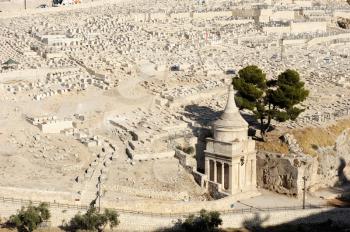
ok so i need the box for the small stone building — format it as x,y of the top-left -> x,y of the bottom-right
204,85 -> 257,195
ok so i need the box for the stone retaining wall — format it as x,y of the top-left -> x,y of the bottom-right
105,185 -> 189,201
2,202 -> 348,232
117,208 -> 350,231
0,186 -> 76,203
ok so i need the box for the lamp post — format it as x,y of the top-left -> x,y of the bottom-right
302,176 -> 308,209
280,38 -> 284,61
97,177 -> 101,212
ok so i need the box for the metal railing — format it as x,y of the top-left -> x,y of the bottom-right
0,196 -> 345,218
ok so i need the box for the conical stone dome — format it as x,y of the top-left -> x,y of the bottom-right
213,85 -> 249,143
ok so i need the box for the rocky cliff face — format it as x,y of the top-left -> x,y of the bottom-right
317,129 -> 350,187
257,130 -> 350,197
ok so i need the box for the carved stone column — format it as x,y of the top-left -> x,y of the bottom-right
221,162 -> 225,188
214,160 -> 217,183
205,157 -> 210,176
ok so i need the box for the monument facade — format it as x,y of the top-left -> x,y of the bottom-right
204,85 -> 257,195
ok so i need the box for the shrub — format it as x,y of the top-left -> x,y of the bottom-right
175,209 -> 222,232
8,202 -> 50,232
183,146 -> 195,155
69,206 -> 119,232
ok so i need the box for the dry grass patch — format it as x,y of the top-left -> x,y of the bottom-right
256,119 -> 350,156
256,132 -> 289,154
292,119 -> 350,156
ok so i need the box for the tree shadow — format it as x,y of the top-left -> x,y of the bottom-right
241,160 -> 350,232
327,157 -> 350,207
242,213 -> 269,232
182,104 -> 261,137
182,104 -> 222,127
337,157 -> 349,187
182,104 -> 258,129
241,209 -> 350,232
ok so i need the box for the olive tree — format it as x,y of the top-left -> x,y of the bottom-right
8,202 -> 50,232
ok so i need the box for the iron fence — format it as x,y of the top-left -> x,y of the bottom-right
0,196 -> 345,218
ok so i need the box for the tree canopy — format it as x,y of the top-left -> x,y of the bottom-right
233,66 -> 309,140
69,206 -> 119,232
174,209 -> 222,232
8,202 -> 50,232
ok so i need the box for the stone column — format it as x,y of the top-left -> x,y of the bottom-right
252,158 -> 257,188
232,162 -> 239,193
205,158 -> 209,176
239,161 -> 245,191
214,160 -> 217,183
250,159 -> 253,184
245,157 -> 250,186
228,164 -> 232,191
221,162 -> 225,187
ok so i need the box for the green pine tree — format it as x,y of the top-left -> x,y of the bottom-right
233,66 -> 309,140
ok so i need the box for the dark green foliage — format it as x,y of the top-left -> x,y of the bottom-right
183,146 -> 195,155
69,206 -> 119,232
176,145 -> 195,155
175,209 -> 222,232
268,70 -> 309,109
8,202 -> 50,232
233,65 -> 266,111
268,69 -> 309,121
233,67 -> 309,140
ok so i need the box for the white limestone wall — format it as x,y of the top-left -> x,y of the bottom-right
259,9 -> 273,23
259,10 -> 295,22
192,11 -> 232,19
150,12 -> 167,21
334,11 -> 350,19
117,208 -> 350,231
271,10 -> 295,21
263,21 -> 327,35
1,202 -> 348,232
131,11 -> 237,22
0,68 -> 79,83
290,21 -> 327,34
294,0 -> 312,7
216,19 -> 255,25
308,32 -> 350,46
0,186 -> 76,203
263,26 -> 290,34
232,9 -> 258,18
105,185 -> 189,201
40,120 -> 73,133
170,12 -> 188,19
283,38 -> 307,45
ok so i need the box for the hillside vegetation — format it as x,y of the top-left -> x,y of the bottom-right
257,119 -> 350,156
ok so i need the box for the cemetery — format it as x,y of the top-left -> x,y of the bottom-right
0,0 -> 350,230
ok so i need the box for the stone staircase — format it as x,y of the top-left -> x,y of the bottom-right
70,138 -> 121,206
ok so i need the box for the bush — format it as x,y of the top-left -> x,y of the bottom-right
69,206 -> 119,232
8,202 -> 50,232
176,145 -> 195,155
183,146 -> 195,155
174,209 -> 222,232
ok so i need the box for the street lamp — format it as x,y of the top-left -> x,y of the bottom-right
302,176 -> 308,209
97,176 -> 101,212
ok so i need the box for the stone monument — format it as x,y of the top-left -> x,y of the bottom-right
204,85 -> 257,195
